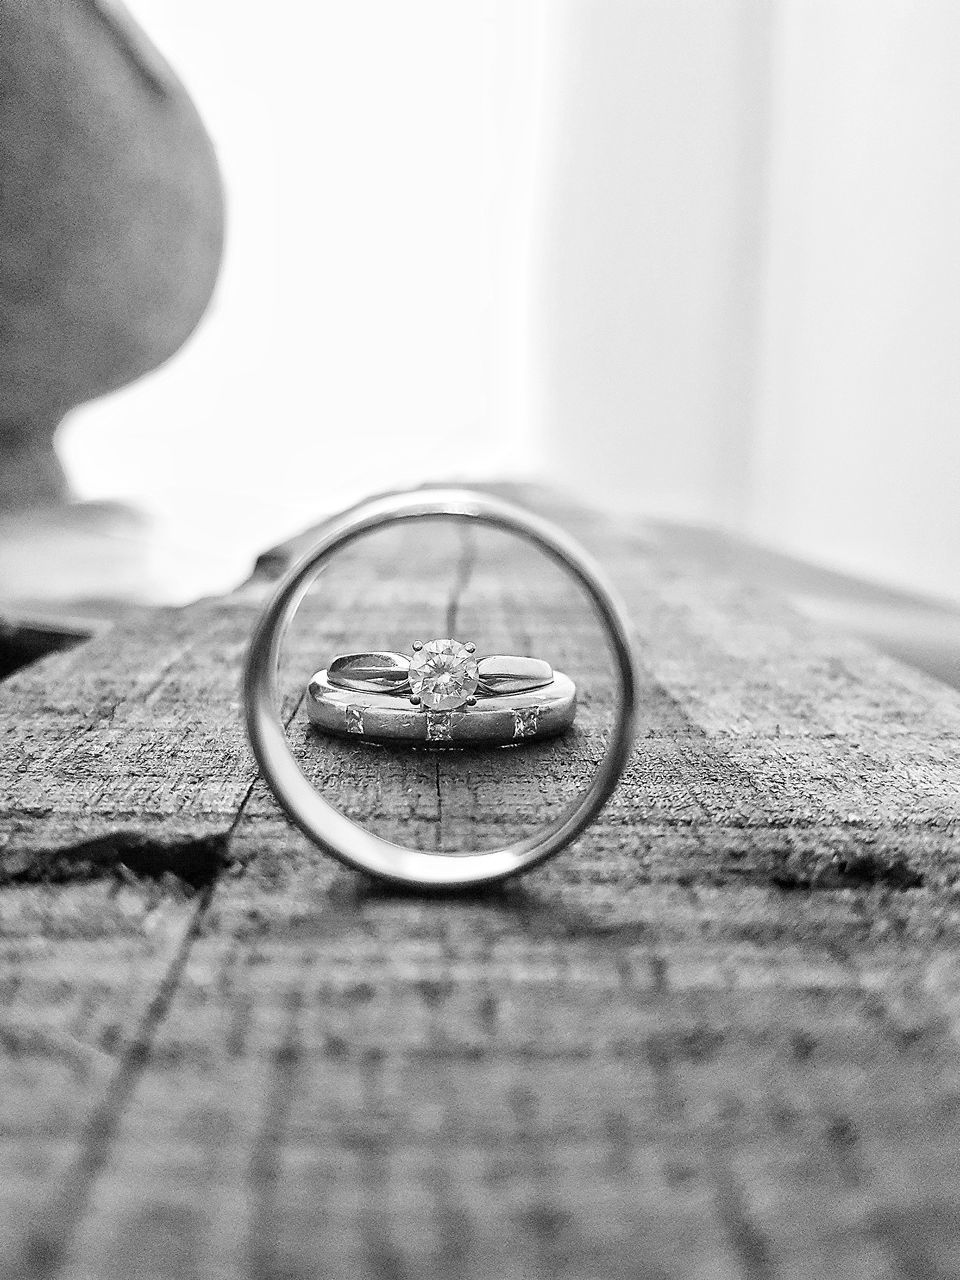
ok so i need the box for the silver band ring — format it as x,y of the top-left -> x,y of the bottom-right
307,668 -> 576,744
243,488 -> 638,888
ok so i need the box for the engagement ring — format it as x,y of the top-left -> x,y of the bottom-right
328,640 -> 554,703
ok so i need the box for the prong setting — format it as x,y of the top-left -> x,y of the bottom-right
464,642 -> 476,654
409,695 -> 421,706
407,639 -> 481,711
411,640 -> 424,652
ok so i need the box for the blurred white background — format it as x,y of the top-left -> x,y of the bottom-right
61,0 -> 544,598
61,0 -> 960,604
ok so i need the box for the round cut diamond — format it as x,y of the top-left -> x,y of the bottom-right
408,639 -> 479,711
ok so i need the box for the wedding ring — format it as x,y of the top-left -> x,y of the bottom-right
307,666 -> 576,744
243,488 -> 638,889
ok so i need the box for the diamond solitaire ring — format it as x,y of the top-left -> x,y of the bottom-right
325,639 -> 554,702
243,487 -> 638,888
306,637 -> 575,745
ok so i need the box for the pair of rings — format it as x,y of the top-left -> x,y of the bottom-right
307,638 -> 576,745
244,489 -> 637,888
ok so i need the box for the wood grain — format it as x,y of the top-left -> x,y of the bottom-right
2,492 -> 960,1279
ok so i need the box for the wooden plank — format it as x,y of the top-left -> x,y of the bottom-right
3,492 -> 960,1278
0,882 -> 201,1277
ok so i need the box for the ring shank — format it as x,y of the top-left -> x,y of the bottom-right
326,650 -> 555,697
476,655 -> 554,693
328,652 -> 410,692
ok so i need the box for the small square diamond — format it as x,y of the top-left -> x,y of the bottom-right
425,711 -> 454,741
513,706 -> 541,739
345,705 -> 364,735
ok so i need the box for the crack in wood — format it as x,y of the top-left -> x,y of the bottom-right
0,831 -> 227,889
710,1170 -> 777,1280
0,617 -> 91,683
635,948 -> 779,1278
245,973 -> 309,1280
7,881 -> 215,1280
444,521 -> 477,638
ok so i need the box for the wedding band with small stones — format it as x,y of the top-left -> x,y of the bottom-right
306,638 -> 576,745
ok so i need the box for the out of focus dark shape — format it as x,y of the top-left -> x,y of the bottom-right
0,0 -> 224,511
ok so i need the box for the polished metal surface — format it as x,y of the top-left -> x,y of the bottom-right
243,488 -> 638,889
327,652 -> 410,693
307,668 -> 575,744
477,655 -> 554,694
326,648 -> 555,698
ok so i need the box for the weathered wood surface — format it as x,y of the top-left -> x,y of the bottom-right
3,493 -> 960,1279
